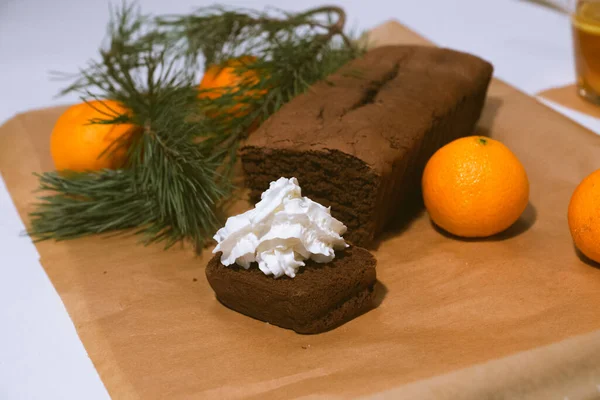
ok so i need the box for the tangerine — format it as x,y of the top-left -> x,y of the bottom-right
198,56 -> 266,118
422,136 -> 529,238
50,100 -> 138,172
568,168 -> 600,263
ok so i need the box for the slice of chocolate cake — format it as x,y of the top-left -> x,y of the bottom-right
241,45 -> 493,246
206,177 -> 378,334
206,245 -> 377,334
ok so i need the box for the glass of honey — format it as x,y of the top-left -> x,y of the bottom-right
572,0 -> 600,104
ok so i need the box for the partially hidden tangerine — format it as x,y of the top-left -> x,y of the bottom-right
198,56 -> 267,118
50,100 -> 138,172
569,168 -> 600,264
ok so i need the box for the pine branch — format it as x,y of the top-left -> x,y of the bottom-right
29,3 -> 363,249
157,5 -> 356,68
30,170 -> 153,241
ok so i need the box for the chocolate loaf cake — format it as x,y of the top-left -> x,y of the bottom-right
205,246 -> 377,334
241,45 -> 493,246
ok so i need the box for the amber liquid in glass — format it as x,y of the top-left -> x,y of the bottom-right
572,1 -> 600,103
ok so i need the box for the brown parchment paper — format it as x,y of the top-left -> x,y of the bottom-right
538,84 -> 600,119
2,21 -> 600,400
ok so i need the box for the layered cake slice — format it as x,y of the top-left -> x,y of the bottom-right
241,45 -> 494,246
205,177 -> 378,334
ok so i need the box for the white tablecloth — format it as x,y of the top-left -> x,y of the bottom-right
0,0 -> 597,398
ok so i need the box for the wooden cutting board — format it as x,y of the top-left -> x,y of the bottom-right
2,21 -> 600,400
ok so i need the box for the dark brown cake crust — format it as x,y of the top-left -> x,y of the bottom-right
205,246 -> 377,334
241,45 -> 493,246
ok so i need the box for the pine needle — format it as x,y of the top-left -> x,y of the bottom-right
29,3 -> 364,249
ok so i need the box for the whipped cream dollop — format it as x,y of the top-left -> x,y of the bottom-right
212,177 -> 348,278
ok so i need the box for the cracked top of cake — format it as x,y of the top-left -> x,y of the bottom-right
243,45 -> 493,175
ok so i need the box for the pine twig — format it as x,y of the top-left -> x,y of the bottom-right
29,3 -> 363,249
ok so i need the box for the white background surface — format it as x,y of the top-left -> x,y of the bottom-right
1,0 -> 598,398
